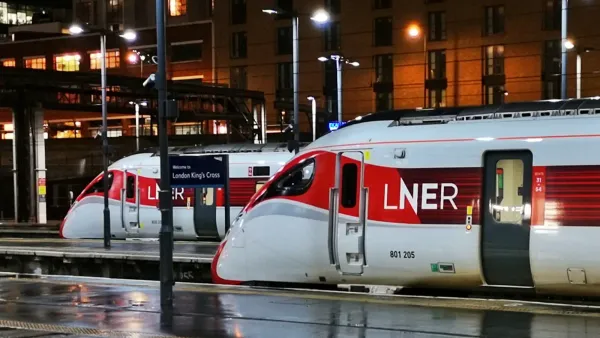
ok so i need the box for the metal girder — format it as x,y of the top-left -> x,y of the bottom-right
0,68 -> 266,140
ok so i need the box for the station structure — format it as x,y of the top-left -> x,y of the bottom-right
0,0 -> 331,223
0,66 -> 270,223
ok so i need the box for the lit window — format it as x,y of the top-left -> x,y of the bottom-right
169,0 -> 187,16
89,50 -> 120,70
1,58 -> 15,67
214,121 -> 227,134
24,57 -> 46,69
91,85 -> 121,104
54,54 -> 81,72
174,124 -> 201,135
0,3 -> 34,25
0,3 -> 7,24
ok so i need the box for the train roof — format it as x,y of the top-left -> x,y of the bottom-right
341,97 -> 600,129
146,142 -> 308,156
304,97 -> 600,151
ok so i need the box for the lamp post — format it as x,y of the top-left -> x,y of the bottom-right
307,96 -> 317,141
69,23 -> 136,249
317,55 -> 359,123
564,39 -> 595,99
561,0 -> 568,99
129,101 -> 148,151
262,8 -> 330,152
407,24 -> 427,107
129,51 -> 155,78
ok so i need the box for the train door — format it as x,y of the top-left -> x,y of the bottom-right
481,151 -> 534,287
193,188 -> 218,238
120,169 -> 140,235
328,151 -> 368,276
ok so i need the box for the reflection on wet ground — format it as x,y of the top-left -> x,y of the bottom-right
0,239 -> 218,257
0,277 -> 599,337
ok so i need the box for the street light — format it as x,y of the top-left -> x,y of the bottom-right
69,22 -> 136,248
262,8 -> 330,152
310,9 -> 330,23
307,96 -> 317,141
407,23 -> 427,107
129,100 -> 148,151
128,51 -> 153,77
561,0 -> 568,99
318,55 -> 359,124
564,39 -> 595,99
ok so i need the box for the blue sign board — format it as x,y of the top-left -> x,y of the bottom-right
328,121 -> 346,131
169,155 -> 227,188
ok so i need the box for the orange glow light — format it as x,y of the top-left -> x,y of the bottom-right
407,24 -> 421,38
128,53 -> 139,64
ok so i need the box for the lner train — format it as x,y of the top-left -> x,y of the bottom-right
213,98 -> 600,297
60,143 -> 302,240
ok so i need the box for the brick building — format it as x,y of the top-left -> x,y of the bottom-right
0,0 -> 215,139
213,0 -> 600,128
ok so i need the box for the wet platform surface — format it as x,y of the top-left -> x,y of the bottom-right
0,275 -> 600,337
0,239 -> 217,263
0,222 -> 61,238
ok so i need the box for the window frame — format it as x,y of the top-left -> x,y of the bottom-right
428,11 -> 446,41
266,158 -> 316,198
340,163 -> 358,208
168,0 -> 187,17
82,172 -> 114,197
276,26 -> 293,55
373,17 -> 393,46
484,5 -> 505,36
484,45 -> 505,76
427,49 -> 446,80
230,31 -> 247,59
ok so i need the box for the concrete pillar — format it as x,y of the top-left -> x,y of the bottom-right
31,107 -> 47,224
121,118 -> 132,136
12,90 -> 30,222
79,121 -> 90,137
252,105 -> 259,144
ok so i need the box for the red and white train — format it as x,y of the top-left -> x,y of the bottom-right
213,98 -> 600,297
60,143 -> 301,240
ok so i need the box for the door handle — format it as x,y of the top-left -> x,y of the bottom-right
522,203 -> 531,221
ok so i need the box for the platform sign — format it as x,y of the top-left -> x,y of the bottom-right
169,155 -> 227,188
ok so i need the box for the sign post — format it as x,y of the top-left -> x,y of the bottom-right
169,154 -> 231,232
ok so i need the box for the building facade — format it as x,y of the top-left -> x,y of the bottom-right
0,0 -> 72,39
213,0 -> 600,129
0,0 -> 216,140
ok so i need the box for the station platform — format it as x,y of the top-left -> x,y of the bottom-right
0,238 -> 217,262
0,274 -> 600,337
0,239 -> 218,283
0,222 -> 60,238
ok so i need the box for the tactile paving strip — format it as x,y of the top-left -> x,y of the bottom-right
0,320 -> 185,338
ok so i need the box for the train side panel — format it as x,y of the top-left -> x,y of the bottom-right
216,124 -> 600,296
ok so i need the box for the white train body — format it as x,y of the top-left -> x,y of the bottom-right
60,143 -> 298,240
213,98 -> 600,297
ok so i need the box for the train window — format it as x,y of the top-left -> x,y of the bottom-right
341,163 -> 358,208
126,176 -> 135,199
493,159 -> 524,224
202,188 -> 214,206
274,159 -> 316,196
83,172 -> 114,196
252,166 -> 270,176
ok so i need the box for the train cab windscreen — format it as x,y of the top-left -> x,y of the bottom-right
80,172 -> 114,198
